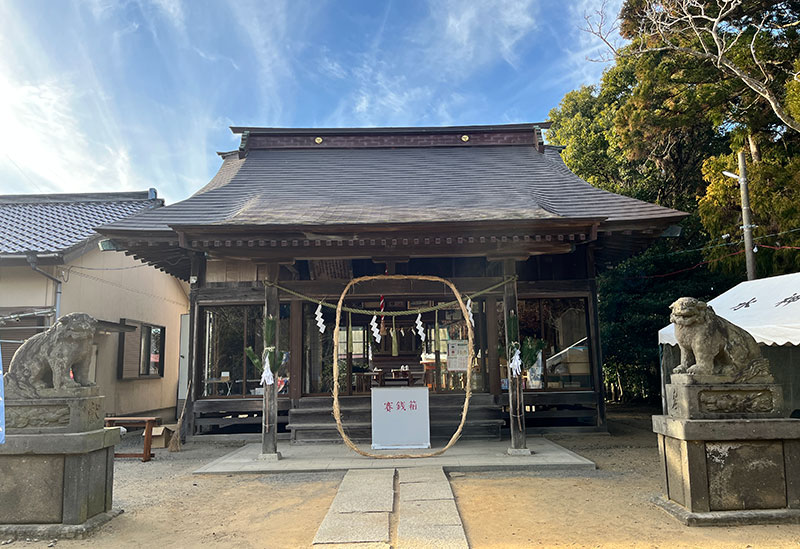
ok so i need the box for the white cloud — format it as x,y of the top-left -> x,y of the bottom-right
0,71 -> 135,194
230,1 -> 294,125
327,0 -> 539,127
422,0 -> 538,74
147,0 -> 185,33
560,0 -> 626,86
193,47 -> 241,72
0,2 -> 136,195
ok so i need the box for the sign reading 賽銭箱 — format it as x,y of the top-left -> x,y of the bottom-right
0,346 -> 5,444
371,387 -> 429,450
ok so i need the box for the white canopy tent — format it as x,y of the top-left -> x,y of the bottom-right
658,272 -> 800,347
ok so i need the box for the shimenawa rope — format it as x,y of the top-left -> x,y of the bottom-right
331,274 -> 475,458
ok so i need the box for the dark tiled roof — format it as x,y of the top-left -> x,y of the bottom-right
102,145 -> 684,232
0,192 -> 162,255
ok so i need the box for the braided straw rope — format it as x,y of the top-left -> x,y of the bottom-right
332,274 -> 474,458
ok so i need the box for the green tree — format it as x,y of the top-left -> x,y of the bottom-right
611,1 -> 800,133
700,151 -> 800,276
598,241 -> 739,402
548,50 -> 724,212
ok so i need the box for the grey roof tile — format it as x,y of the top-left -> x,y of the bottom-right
101,146 -> 684,233
0,192 -> 162,255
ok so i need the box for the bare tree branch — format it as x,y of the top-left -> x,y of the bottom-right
584,0 -> 800,132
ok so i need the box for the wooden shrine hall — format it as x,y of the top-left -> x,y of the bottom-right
99,123 -> 685,442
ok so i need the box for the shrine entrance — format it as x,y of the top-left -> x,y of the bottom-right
300,296 -> 490,397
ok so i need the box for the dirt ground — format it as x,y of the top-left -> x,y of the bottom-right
25,442 -> 344,549
451,405 -> 800,548
7,405 -> 800,548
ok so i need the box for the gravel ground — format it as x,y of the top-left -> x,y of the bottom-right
4,405 -> 800,548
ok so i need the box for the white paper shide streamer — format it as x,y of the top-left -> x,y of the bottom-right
315,302 -> 326,333
466,298 -> 475,327
370,315 -> 381,343
509,347 -> 522,378
415,313 -> 426,342
260,349 -> 274,386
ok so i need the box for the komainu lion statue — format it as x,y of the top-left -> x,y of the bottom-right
670,297 -> 772,382
4,312 -> 98,398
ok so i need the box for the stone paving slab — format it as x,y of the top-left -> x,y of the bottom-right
194,437 -> 595,475
398,466 -> 449,484
396,523 -> 469,549
330,469 -> 394,513
398,481 -> 454,502
400,499 -> 462,525
313,511 -> 390,544
314,542 -> 392,549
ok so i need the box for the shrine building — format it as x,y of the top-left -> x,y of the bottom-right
99,123 -> 686,442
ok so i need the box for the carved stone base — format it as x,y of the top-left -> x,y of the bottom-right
0,510 -> 123,539
4,391 -> 104,434
0,427 -> 120,529
666,377 -> 783,420
652,496 -> 800,526
652,415 -> 800,523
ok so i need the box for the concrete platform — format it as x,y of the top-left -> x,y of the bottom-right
193,437 -> 595,474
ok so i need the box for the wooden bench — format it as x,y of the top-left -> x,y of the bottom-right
104,416 -> 161,462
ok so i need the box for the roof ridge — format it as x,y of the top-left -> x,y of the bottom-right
230,122 -> 552,135
0,190 -> 157,204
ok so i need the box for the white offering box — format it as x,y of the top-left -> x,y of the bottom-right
371,387 -> 430,449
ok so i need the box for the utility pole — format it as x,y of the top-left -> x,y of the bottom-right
723,150 -> 757,281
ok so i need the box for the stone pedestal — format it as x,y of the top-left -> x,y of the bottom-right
666,374 -> 783,420
0,390 -> 121,538
654,374 -> 800,525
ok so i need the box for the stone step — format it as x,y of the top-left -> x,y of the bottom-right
298,393 -> 496,409
289,405 -> 501,424
289,419 -> 503,443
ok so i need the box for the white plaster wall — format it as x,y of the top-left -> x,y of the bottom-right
59,248 -> 190,418
2,248 -> 189,419
0,266 -> 50,308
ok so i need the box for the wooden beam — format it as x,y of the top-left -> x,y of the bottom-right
195,241 -> 576,262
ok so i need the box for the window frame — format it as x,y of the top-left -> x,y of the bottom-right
139,323 -> 166,377
118,319 -> 166,380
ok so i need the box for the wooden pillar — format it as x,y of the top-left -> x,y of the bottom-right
262,264 -> 280,455
434,309 -> 442,392
476,299 -> 487,392
503,260 -> 527,450
346,312 -> 353,396
486,296 -> 501,398
289,299 -> 302,404
587,244 -> 607,430
183,251 -> 204,440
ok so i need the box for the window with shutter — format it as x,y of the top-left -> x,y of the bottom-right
118,320 -> 142,379
118,319 -> 166,379
0,312 -> 45,371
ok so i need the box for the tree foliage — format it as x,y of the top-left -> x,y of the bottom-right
549,0 -> 800,401
598,241 -> 739,401
609,1 -> 800,132
700,151 -> 800,276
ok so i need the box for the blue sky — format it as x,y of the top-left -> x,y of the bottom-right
0,0 -> 621,203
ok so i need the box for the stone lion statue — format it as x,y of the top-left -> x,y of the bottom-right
4,312 -> 98,398
670,297 -> 772,382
